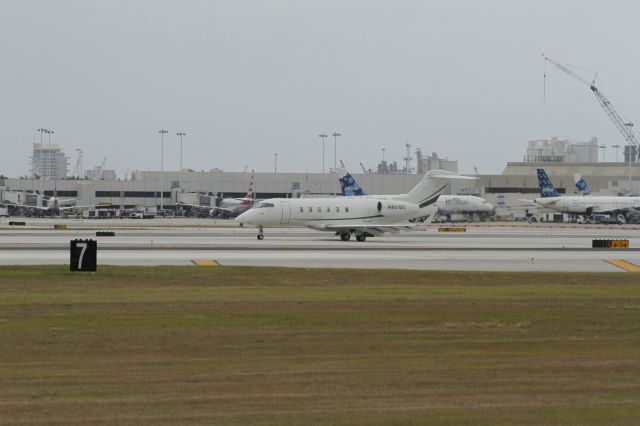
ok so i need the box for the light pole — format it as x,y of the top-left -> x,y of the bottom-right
274,152 -> 278,173
318,133 -> 327,173
47,130 -> 54,181
37,128 -> 48,196
625,122 -> 634,194
382,147 -> 386,162
158,129 -> 168,209
176,131 -> 186,171
599,144 -> 606,162
332,132 -> 341,172
612,144 -> 621,162
37,128 -> 46,180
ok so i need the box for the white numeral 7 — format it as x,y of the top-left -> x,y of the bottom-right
77,242 -> 87,269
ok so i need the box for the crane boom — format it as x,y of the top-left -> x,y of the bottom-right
543,54 -> 638,159
542,54 -> 595,87
589,85 -> 638,148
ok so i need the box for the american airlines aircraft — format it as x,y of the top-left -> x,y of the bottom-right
235,170 -> 463,241
178,171 -> 257,218
336,168 -> 491,221
534,168 -> 640,219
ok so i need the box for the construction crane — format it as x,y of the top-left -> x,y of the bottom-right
72,149 -> 83,178
543,54 -> 639,160
95,157 -> 107,180
359,162 -> 368,174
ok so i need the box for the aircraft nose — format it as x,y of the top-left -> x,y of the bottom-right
235,210 -> 252,224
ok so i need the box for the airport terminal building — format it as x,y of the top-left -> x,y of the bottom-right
2,160 -> 639,218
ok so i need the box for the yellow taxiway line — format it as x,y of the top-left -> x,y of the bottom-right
191,259 -> 219,266
605,259 -> 640,272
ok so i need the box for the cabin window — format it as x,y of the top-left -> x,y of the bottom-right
308,207 -> 312,213
345,207 -> 349,213
299,207 -> 303,213
326,207 -> 330,213
336,207 -> 340,213
317,207 -> 321,213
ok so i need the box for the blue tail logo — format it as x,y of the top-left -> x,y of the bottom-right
338,171 -> 367,196
536,169 -> 560,198
574,174 -> 591,194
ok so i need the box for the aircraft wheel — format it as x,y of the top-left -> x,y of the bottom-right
356,235 -> 366,242
340,232 -> 351,241
257,234 -> 264,240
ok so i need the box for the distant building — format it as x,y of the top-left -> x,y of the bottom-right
376,160 -> 399,174
525,137 -> 598,163
420,152 -> 458,174
84,167 -> 117,181
30,143 -> 69,179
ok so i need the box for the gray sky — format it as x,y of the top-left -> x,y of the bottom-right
1,0 -> 639,178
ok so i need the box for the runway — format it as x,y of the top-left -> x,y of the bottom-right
1,218 -> 640,271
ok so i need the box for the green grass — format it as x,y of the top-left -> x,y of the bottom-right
1,265 -> 639,425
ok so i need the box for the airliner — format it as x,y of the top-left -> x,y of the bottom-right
235,170 -> 465,241
178,170 -> 257,218
534,168 -> 640,219
29,195 -> 92,216
433,195 -> 495,221
335,168 -> 491,221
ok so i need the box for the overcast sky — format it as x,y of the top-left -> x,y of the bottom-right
1,0 -> 639,178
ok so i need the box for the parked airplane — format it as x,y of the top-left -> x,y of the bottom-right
28,195 -> 92,216
433,195 -> 495,221
178,171 -> 257,218
236,170 -> 466,241
335,168 -> 491,222
534,168 -> 640,221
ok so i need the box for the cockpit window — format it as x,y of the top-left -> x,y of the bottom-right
256,203 -> 275,208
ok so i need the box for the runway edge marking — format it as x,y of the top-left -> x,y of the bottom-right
604,259 -> 640,272
191,259 -> 219,266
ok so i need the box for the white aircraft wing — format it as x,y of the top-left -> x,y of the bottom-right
321,224 -> 414,236
211,207 -> 233,213
176,202 -> 212,210
57,198 -> 79,205
59,205 -> 96,211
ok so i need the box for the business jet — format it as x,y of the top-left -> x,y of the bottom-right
235,170 -> 465,241
335,168 -> 490,222
534,168 -> 640,221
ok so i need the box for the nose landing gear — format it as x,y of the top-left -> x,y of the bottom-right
257,226 -> 264,240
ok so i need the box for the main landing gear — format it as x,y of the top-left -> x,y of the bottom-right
338,231 -> 367,242
257,226 -> 264,240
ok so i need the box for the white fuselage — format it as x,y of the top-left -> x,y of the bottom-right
534,196 -> 640,214
436,195 -> 494,215
236,198 -> 419,230
209,198 -> 253,217
46,197 -> 61,211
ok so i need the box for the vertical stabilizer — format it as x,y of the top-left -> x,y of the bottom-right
336,168 -> 367,196
244,170 -> 255,199
574,173 -> 591,194
537,169 -> 560,198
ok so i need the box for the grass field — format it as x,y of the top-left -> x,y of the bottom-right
1,266 -> 639,425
